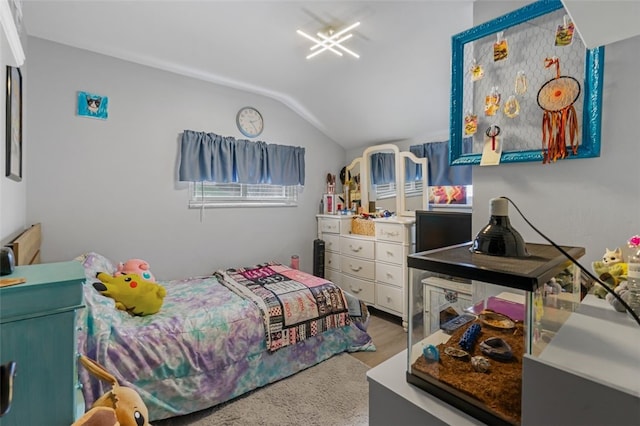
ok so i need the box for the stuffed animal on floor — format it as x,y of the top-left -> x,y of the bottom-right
93,272 -> 166,316
115,259 -> 156,282
72,355 -> 150,426
591,247 -> 628,298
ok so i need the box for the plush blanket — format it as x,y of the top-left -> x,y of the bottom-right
215,262 -> 350,352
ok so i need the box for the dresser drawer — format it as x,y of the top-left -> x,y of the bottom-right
376,283 -> 403,314
325,251 -> 341,271
376,241 -> 406,265
341,256 -> 375,280
318,217 -> 341,234
375,262 -> 404,287
322,233 -> 340,253
325,268 -> 341,287
376,222 -> 406,243
341,275 -> 375,305
340,236 -> 375,259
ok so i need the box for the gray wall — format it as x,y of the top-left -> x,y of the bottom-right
472,2 -> 640,265
25,37 -> 344,280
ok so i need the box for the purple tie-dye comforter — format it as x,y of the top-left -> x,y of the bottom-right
76,253 -> 375,421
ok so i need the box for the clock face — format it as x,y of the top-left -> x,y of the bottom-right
236,107 -> 264,138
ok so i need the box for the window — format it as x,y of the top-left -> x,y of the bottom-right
179,131 -> 305,208
189,182 -> 300,208
375,182 -> 472,206
375,181 -> 425,200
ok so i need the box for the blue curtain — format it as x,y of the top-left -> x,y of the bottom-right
178,130 -> 305,185
409,140 -> 472,186
370,152 -> 395,185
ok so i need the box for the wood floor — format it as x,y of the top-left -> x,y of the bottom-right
350,307 -> 407,368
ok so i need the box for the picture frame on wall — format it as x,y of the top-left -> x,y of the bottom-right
6,66 -> 22,182
77,91 -> 109,120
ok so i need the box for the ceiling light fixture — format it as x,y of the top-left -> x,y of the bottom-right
297,21 -> 360,59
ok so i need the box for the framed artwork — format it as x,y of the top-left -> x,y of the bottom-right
6,66 -> 22,182
449,0 -> 604,165
77,91 -> 109,119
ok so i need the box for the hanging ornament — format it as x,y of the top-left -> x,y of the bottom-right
537,57 -> 581,164
514,70 -> 527,95
555,15 -> 575,47
493,31 -> 508,62
464,112 -> 478,136
503,95 -> 520,118
471,59 -> 484,82
485,125 -> 501,151
480,124 -> 502,166
484,86 -> 501,116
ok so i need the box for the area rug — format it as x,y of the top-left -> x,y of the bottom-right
154,354 -> 370,426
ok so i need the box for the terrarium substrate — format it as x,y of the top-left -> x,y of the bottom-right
411,320 -> 525,425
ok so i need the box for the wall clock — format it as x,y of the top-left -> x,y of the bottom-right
236,106 -> 264,138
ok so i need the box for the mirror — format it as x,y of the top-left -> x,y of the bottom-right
399,151 -> 428,216
343,157 -> 362,211
343,143 -> 429,216
449,0 -> 604,165
361,144 -> 401,214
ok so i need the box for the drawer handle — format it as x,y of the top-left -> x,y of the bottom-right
350,286 -> 362,293
327,260 -> 332,265
384,231 -> 400,237
386,251 -> 394,257
387,296 -> 392,302
349,264 -> 362,272
386,272 -> 394,278
349,244 -> 363,252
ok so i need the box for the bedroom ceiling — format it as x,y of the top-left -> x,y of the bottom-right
22,1 -> 475,149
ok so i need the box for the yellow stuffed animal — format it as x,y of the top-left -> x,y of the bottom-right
72,355 -> 150,426
93,272 -> 166,316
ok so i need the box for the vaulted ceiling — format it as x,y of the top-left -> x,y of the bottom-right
22,1 -> 474,149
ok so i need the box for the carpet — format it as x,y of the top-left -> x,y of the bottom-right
153,354 -> 370,426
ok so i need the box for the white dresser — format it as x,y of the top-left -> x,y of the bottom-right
316,214 -> 415,329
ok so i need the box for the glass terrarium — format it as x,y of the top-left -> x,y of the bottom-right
407,242 -> 584,426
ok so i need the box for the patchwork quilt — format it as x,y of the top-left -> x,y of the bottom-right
215,262 -> 350,352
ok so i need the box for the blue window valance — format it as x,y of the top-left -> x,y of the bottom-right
370,152 -> 396,185
178,130 -> 305,186
409,140 -> 472,186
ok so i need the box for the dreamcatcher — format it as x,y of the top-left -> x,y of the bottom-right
536,57 -> 581,163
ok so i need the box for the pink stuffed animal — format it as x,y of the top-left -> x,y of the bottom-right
115,258 -> 156,282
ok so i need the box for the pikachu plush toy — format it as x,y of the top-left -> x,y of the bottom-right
92,272 -> 166,316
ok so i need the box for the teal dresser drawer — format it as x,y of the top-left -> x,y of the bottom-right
0,261 -> 84,321
0,261 -> 85,426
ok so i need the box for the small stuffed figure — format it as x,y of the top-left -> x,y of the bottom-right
72,355 -> 150,426
591,247 -> 628,298
115,259 -> 156,282
606,281 -> 631,312
93,272 -> 166,316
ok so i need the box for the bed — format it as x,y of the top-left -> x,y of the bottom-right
8,223 -> 41,266
76,252 -> 375,421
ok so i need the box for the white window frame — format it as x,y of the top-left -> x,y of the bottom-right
189,182 -> 300,208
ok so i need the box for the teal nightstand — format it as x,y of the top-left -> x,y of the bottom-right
0,261 -> 85,426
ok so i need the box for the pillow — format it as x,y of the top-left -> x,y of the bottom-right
75,252 -> 116,280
